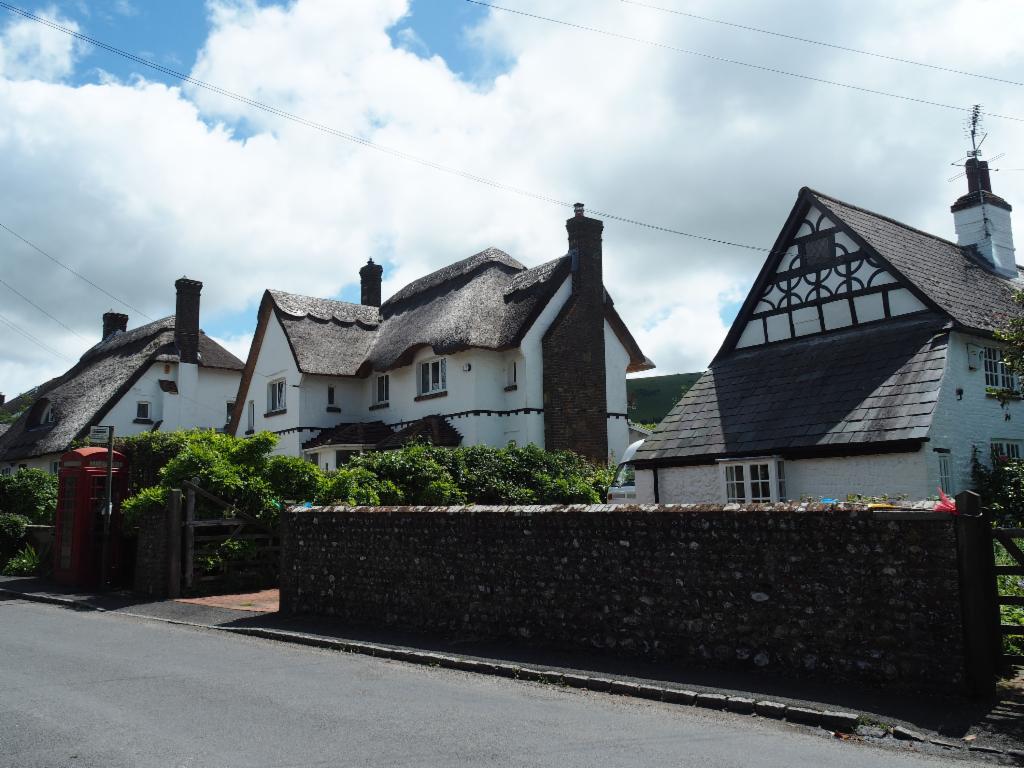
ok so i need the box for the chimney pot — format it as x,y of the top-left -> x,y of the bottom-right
102,311 -> 128,340
573,202 -> 585,217
359,258 -> 384,307
174,277 -> 203,365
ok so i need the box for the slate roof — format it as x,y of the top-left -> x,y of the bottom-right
376,415 -> 463,450
634,315 -> 949,466
810,189 -> 1024,334
0,318 -> 243,462
302,421 -> 395,450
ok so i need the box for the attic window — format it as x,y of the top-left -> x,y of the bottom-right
802,234 -> 834,269
28,399 -> 55,429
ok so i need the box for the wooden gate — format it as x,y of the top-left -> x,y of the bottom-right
994,527 -> 1024,668
181,479 -> 280,594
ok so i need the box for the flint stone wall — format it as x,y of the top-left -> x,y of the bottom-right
281,503 -> 966,692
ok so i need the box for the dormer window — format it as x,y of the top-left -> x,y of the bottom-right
28,399 -> 55,429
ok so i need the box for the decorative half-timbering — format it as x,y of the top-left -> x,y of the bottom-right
735,204 -> 929,349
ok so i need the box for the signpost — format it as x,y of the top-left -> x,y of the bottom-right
90,425 -> 115,591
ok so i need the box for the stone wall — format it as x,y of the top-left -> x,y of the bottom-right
281,503 -> 970,693
133,503 -> 170,596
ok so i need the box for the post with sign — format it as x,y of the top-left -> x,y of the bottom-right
90,425 -> 115,591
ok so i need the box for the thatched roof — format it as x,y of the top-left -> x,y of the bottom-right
0,318 -> 243,462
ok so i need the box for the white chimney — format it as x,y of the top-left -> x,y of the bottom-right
952,158 -> 1017,278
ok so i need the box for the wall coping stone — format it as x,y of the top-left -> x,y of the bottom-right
287,501 -> 946,516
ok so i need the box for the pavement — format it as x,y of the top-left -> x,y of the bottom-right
2,576 -> 1023,765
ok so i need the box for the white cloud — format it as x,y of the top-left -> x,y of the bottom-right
0,6 -> 83,81
1,0 -> 1023,400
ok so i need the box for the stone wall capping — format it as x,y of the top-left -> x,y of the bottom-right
754,700 -> 788,719
786,707 -> 824,727
285,501 -> 950,516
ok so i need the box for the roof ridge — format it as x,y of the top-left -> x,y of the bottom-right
805,187 -> 963,251
383,247 -> 524,308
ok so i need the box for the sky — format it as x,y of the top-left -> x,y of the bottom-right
1,0 -> 1023,398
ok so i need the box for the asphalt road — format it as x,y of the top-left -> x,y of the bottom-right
0,599 -> 978,768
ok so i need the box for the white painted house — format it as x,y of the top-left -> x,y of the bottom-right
0,279 -> 243,475
228,206 -> 653,467
634,158 -> 1023,503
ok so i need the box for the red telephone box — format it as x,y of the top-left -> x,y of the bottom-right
53,447 -> 128,589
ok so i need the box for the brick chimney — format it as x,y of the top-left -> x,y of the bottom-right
541,204 -> 609,463
0,394 -> 5,406
567,202 -> 605,301
952,158 -> 1016,278
102,311 -> 128,340
174,277 -> 203,365
359,258 -> 383,307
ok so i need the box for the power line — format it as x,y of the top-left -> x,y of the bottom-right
0,2 -> 775,254
0,276 -> 87,340
466,0 -> 1024,124
0,222 -> 154,320
619,0 -> 1024,88
0,310 -> 73,362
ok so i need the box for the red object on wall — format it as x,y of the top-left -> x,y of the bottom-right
53,447 -> 128,589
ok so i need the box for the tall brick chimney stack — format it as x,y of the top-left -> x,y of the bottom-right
541,204 -> 610,463
567,202 -> 605,301
174,277 -> 203,365
102,311 -> 128,340
360,258 -> 383,307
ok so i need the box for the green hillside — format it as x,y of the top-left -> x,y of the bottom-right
627,372 -> 702,426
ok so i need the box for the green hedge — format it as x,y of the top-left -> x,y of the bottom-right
0,470 -> 57,524
117,430 -> 613,527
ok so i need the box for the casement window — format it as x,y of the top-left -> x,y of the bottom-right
721,459 -> 787,503
419,358 -> 446,395
267,378 -> 286,413
983,347 -> 1018,391
327,386 -> 336,406
376,374 -> 390,404
992,440 -> 1022,460
226,401 -> 235,425
506,360 -> 518,388
50,461 -> 59,475
0,467 -> 11,476
247,401 -> 255,432
136,401 -> 151,421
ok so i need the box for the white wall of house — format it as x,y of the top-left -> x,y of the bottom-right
0,452 -> 62,475
605,320 -> 632,464
240,316 -> 305,456
101,361 -> 240,438
636,450 -> 931,504
927,331 -> 1024,495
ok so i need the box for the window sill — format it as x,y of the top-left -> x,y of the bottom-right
264,409 -> 287,418
369,402 -> 390,411
503,384 -> 518,392
326,406 -> 341,413
415,391 -> 448,402
244,429 -> 255,436
133,418 -> 154,425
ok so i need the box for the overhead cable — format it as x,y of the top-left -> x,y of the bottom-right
466,0 -> 1023,123
0,221 -> 154,320
619,0 -> 1024,88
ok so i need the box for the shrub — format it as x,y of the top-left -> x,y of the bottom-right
0,512 -> 30,561
971,449 -> 1024,525
121,487 -> 168,531
266,456 -> 322,502
2,543 -> 41,576
0,469 -> 58,524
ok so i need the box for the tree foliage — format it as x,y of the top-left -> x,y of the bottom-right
0,469 -> 58,524
117,430 -> 613,526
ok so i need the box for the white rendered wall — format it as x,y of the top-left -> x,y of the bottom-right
636,451 -> 930,504
0,452 -> 62,475
239,315 -> 303,455
605,320 -> 632,464
927,331 -> 1024,495
954,204 -> 1017,277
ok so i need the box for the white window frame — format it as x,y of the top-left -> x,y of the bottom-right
983,347 -> 1018,391
41,403 -> 55,425
719,458 -> 786,503
506,359 -> 518,387
247,401 -> 255,432
937,453 -> 953,494
268,378 -> 287,413
375,374 -> 390,404
327,386 -> 336,406
991,440 -> 1022,461
136,401 -> 151,420
225,401 -> 235,426
418,358 -> 447,395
